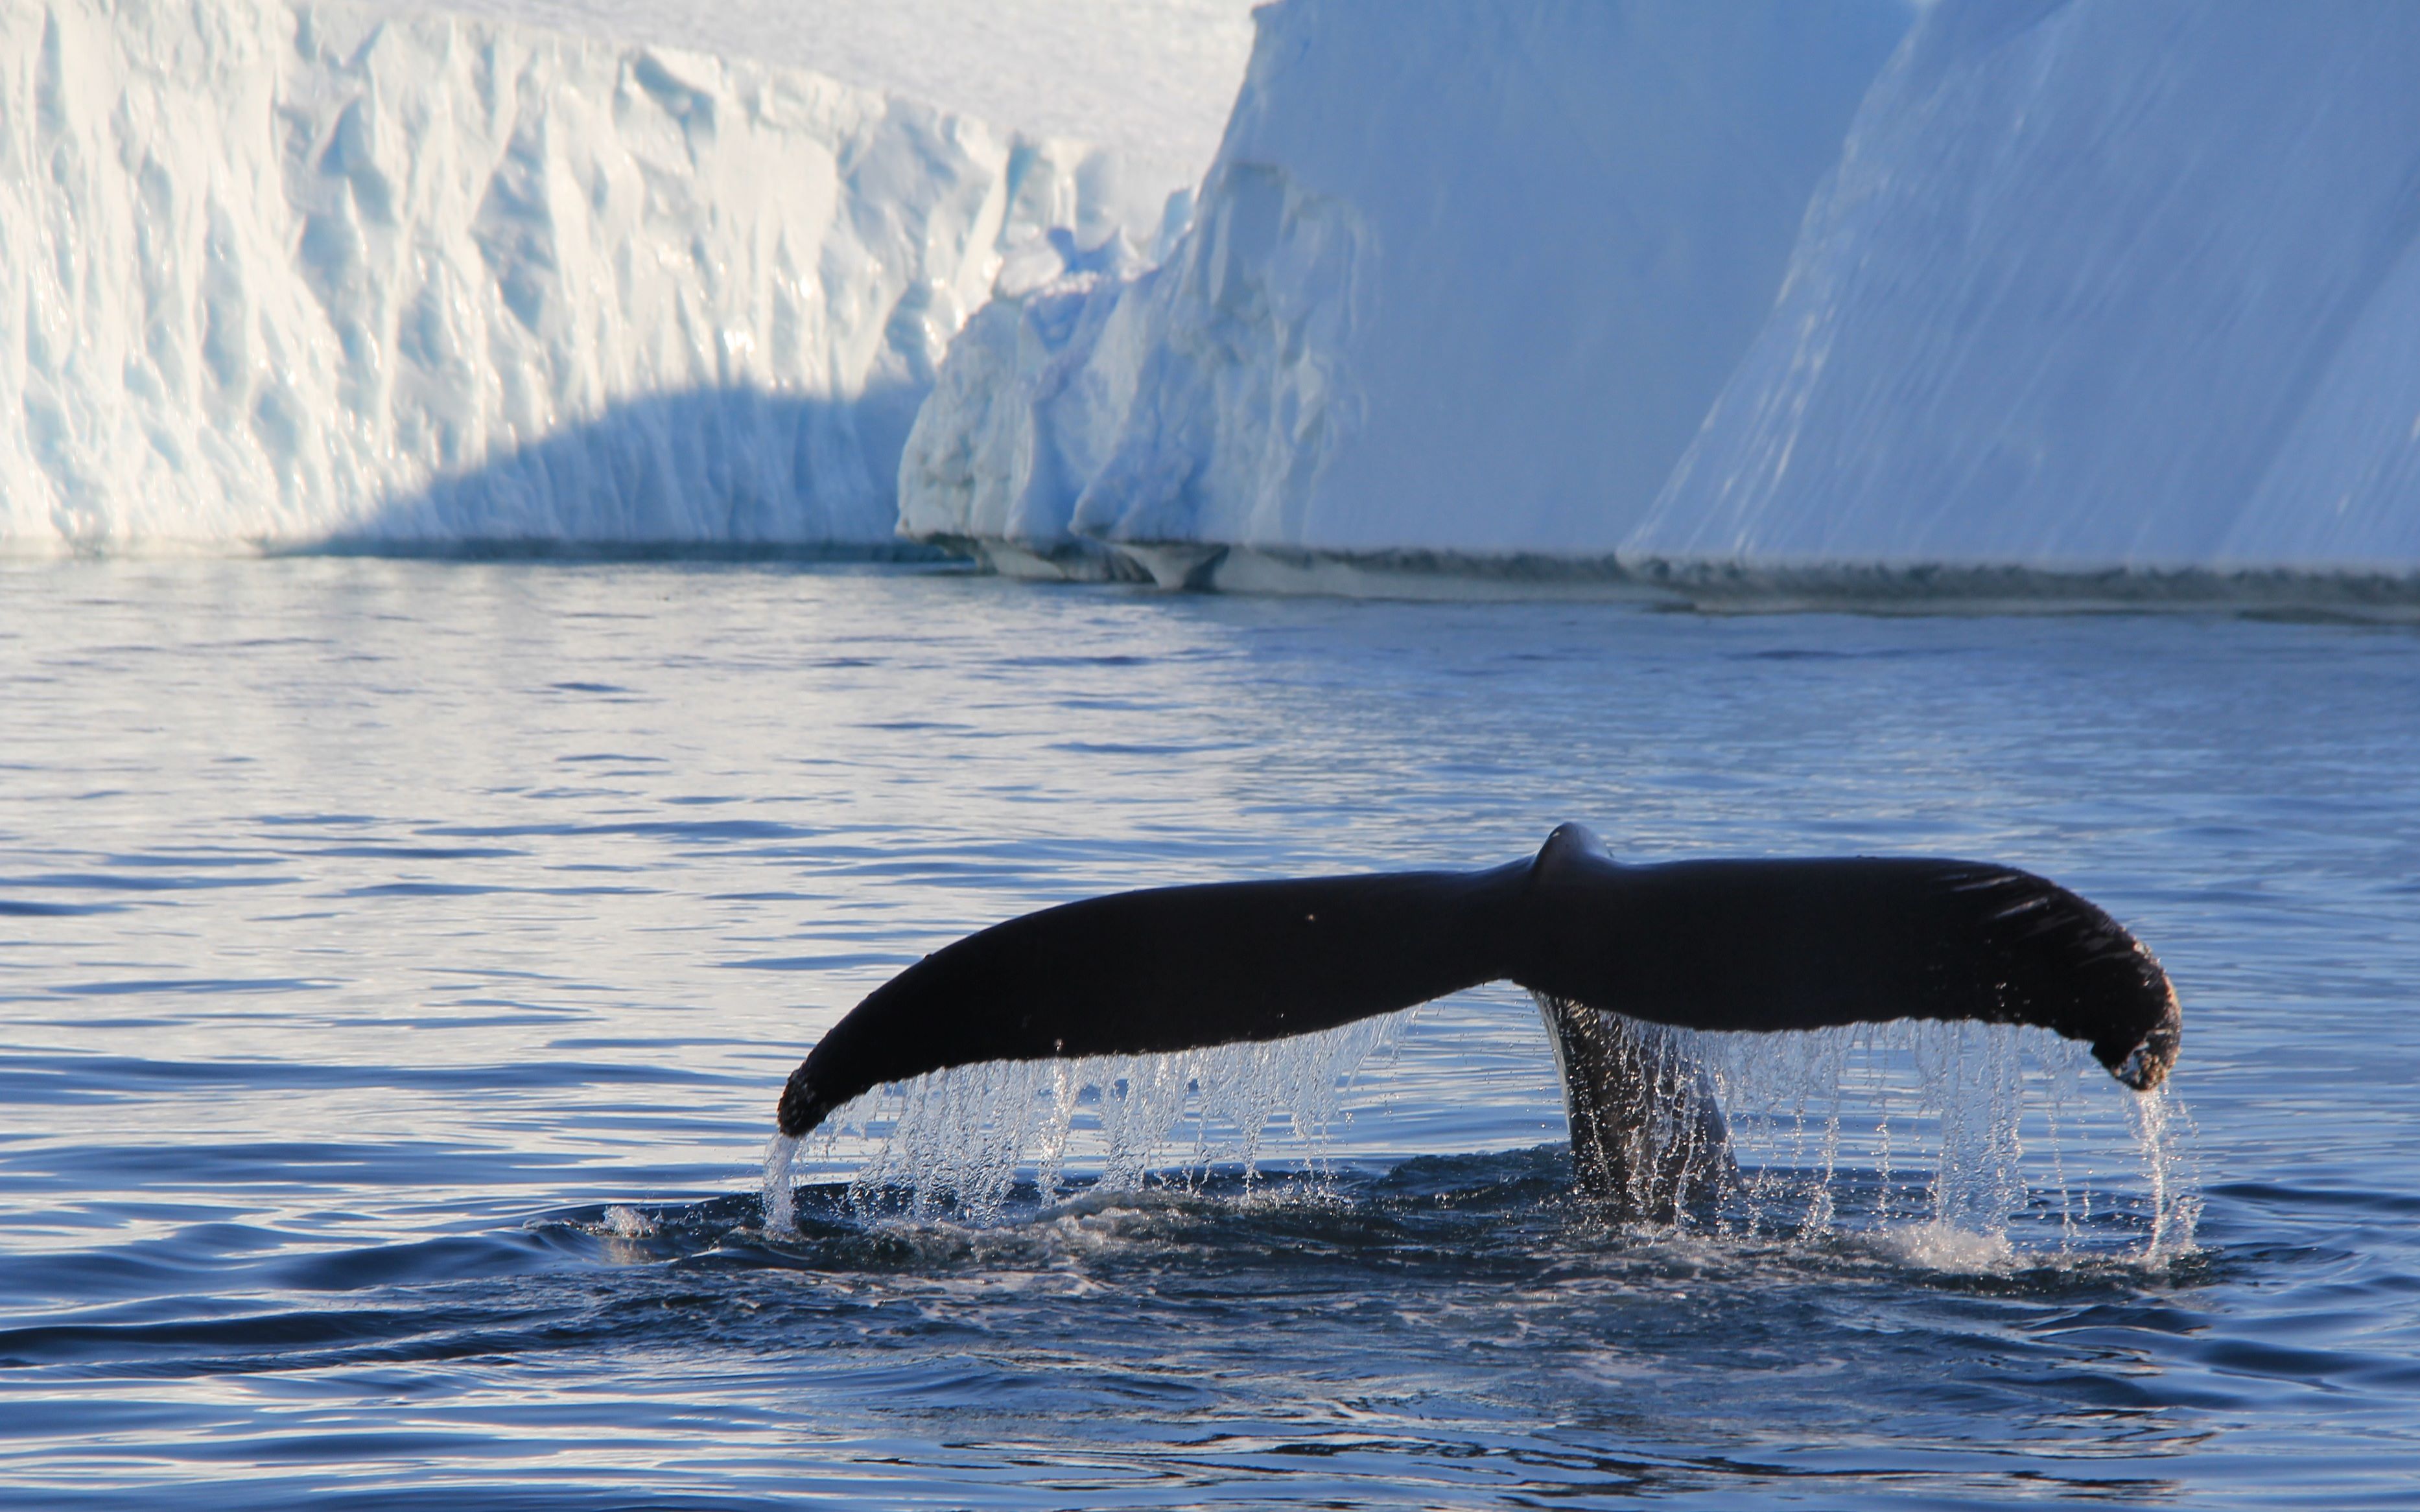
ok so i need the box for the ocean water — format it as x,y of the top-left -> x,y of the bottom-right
3,557 -> 2417,1508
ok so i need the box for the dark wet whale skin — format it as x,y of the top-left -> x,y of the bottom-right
778,824 -> 2179,1213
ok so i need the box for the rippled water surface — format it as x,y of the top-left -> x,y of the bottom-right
5,558 -> 2419,1507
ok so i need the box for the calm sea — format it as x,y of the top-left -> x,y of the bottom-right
3,558 -> 2416,1507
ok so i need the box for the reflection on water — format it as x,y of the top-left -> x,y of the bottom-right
3,558 -> 2418,1507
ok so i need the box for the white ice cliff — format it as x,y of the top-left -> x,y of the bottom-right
1630,0 -> 2420,576
898,0 -> 1915,577
0,0 -> 1118,549
21,0 -> 2420,580
910,0 -> 2420,588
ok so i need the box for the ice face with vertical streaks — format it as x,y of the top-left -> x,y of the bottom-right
1631,0 -> 2420,574
909,0 -> 2420,588
0,0 -> 1122,550
897,0 -> 1914,576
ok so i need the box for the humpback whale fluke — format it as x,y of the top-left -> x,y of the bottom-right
777,826 -> 2179,1213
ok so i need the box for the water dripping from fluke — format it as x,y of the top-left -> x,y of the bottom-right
762,826 -> 2193,1266
1635,1018 -> 2200,1269
765,1010 -> 2195,1272
761,1132 -> 800,1236
785,1015 -> 1405,1229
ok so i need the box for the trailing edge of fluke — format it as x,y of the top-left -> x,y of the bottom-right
776,826 -> 2181,1155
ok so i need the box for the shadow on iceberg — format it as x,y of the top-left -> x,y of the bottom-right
290,385 -> 948,562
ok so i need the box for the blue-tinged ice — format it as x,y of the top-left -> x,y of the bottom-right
910,0 -> 2420,585
899,0 -> 1913,574
1631,0 -> 2420,573
0,0 -> 1128,550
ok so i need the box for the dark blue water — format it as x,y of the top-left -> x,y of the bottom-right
4,558 -> 2418,1507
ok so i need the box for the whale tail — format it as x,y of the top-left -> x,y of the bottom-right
777,826 -> 2179,1213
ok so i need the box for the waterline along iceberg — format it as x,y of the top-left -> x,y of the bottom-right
0,0 -> 1119,550
899,0 -> 1913,580
909,0 -> 2420,594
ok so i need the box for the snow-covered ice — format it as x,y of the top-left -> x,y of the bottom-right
356,0 -> 1257,242
0,0 -> 1129,550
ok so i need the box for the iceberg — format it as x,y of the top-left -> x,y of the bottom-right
1632,0 -> 2420,578
899,0 -> 1916,579
910,0 -> 2420,595
0,0 -> 1122,550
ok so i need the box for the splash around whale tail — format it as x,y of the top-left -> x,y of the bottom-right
777,825 -> 2179,1146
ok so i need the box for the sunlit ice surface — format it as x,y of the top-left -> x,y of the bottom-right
3,557 -> 2419,1507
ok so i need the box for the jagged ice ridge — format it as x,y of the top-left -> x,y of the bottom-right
0,0 -> 1129,549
